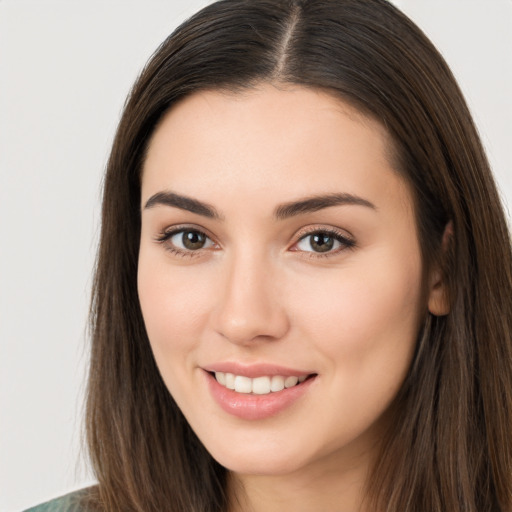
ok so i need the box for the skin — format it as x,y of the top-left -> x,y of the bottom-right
138,84 -> 447,511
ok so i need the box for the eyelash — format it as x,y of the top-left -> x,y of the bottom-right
154,225 -> 216,259
155,226 -> 356,259
293,227 -> 356,258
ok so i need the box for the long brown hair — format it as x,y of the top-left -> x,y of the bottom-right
85,1 -> 512,510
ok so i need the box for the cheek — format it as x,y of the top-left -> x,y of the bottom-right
137,256 -> 220,413
287,251 -> 423,445
137,253 -> 213,366
291,247 -> 423,380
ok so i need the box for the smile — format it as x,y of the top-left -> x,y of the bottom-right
205,368 -> 317,420
214,372 -> 309,395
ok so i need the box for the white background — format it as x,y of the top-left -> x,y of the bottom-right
1,1 -> 510,510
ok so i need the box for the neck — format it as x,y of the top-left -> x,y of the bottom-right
227,449 -> 372,512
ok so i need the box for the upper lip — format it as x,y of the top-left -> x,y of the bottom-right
202,362 -> 315,378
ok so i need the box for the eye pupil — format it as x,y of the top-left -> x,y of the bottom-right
311,234 -> 334,253
182,230 -> 206,250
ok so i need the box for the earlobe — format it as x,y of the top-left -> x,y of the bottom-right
427,222 -> 453,317
428,272 -> 450,316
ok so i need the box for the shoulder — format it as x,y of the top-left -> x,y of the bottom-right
23,487 -> 98,512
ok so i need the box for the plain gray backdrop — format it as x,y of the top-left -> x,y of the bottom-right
1,1 -> 510,510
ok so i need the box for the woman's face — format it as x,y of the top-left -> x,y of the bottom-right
138,85 -> 430,478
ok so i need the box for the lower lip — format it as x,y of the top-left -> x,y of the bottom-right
205,371 -> 316,420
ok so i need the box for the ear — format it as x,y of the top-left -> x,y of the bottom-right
427,222 -> 453,316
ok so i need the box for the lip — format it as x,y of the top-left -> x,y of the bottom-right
203,366 -> 317,421
203,362 -> 314,378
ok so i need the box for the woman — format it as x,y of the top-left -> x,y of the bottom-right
26,0 -> 512,510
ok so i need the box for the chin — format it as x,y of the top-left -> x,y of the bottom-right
217,453 -> 306,476
200,433 -> 317,476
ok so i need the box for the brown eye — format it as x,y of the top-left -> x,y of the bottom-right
168,229 -> 215,251
309,233 -> 334,253
182,230 -> 206,250
295,230 -> 354,255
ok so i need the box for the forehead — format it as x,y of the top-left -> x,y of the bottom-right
141,84 -> 409,216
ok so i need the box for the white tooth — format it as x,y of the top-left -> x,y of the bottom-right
298,375 -> 307,383
270,375 -> 285,392
225,373 -> 235,390
252,376 -> 271,395
215,372 -> 226,385
284,376 -> 299,388
234,375 -> 252,393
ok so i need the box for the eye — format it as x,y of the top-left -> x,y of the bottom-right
157,227 -> 216,254
171,229 -> 214,250
293,229 -> 355,254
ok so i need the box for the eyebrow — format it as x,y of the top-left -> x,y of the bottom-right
274,193 -> 376,220
144,191 -> 222,219
143,190 -> 376,220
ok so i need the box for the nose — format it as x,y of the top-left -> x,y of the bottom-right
212,251 -> 290,345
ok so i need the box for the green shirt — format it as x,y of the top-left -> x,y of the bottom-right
24,488 -> 93,512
